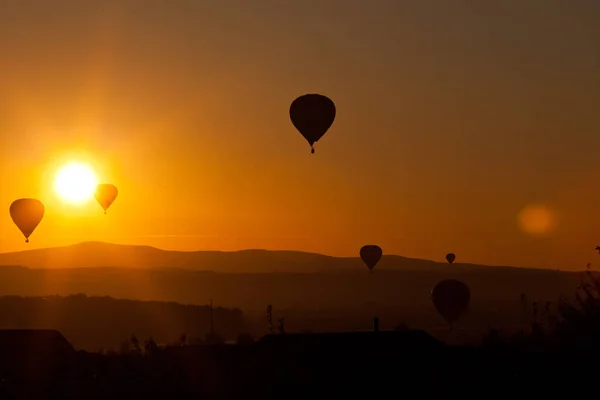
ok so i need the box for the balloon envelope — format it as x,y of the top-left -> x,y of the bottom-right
445,253 -> 456,264
289,94 -> 336,153
360,245 -> 382,271
431,279 -> 470,324
9,198 -> 45,242
95,184 -> 118,214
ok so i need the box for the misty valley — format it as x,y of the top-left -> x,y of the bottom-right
0,243 -> 582,350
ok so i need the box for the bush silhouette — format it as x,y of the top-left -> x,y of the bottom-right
554,261 -> 600,349
486,250 -> 600,350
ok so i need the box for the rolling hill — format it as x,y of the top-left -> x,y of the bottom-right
0,241 -> 523,273
0,242 -> 588,339
0,242 -> 583,311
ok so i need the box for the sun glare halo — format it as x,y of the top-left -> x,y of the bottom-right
53,162 -> 99,204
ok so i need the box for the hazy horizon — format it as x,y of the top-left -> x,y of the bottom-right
1,0 -> 599,271
0,240 -> 588,273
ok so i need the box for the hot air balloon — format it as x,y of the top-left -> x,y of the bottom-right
445,253 -> 456,264
360,245 -> 382,272
431,279 -> 470,327
289,94 -> 336,154
95,184 -> 118,214
9,198 -> 45,243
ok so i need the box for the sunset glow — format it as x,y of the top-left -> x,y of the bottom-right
53,162 -> 99,204
0,1 -> 596,271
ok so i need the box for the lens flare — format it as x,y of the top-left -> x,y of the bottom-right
517,204 -> 557,237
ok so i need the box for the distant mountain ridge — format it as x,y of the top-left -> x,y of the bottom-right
0,242 -> 582,329
0,241 -> 530,273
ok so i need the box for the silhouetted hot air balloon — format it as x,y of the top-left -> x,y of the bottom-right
9,198 -> 45,243
360,245 -> 382,272
95,184 -> 118,214
445,253 -> 456,264
431,279 -> 470,327
289,94 -> 336,154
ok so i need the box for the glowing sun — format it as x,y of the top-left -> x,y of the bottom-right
53,162 -> 99,204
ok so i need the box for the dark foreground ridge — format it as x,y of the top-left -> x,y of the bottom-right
0,328 -> 594,398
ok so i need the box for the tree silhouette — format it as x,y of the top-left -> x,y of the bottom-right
554,257 -> 600,348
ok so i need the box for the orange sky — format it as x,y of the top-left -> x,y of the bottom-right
0,0 -> 599,270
